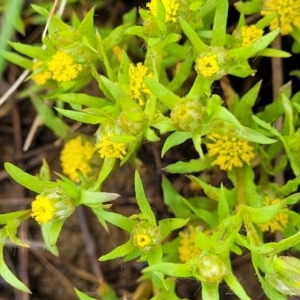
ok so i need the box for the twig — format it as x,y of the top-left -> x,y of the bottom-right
76,207 -> 103,280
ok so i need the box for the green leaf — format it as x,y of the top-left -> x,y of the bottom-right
164,157 -> 214,174
211,0 -> 228,47
92,158 -> 116,191
30,94 -> 69,137
182,198 -> 219,228
48,219 -> 65,246
227,28 -> 279,61
178,17 -> 207,53
55,107 -> 106,124
224,273 -> 251,300
281,93 -> 294,136
0,0 -> 23,75
187,175 -> 236,207
134,171 -> 156,225
100,75 -> 140,110
0,50 -> 34,70
218,184 -> 230,221
143,262 -> 193,278
6,220 -> 29,248
4,162 -> 57,193
95,30 -> 116,81
162,132 -> 192,157
118,50 -> 130,92
151,33 -> 181,53
0,210 -> 31,225
252,115 -> 282,138
74,288 -> 97,300
259,48 -> 291,58
92,209 -> 137,232
159,218 -> 188,239
57,93 -> 110,109
245,203 -> 282,224
99,240 -> 135,261
41,222 -> 59,256
80,191 -> 120,206
8,41 -> 50,60
234,80 -> 261,126
144,77 -> 182,109
0,243 -> 31,293
162,176 -> 191,218
167,50 -> 194,92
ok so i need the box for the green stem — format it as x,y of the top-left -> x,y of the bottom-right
202,282 -> 219,300
236,167 -> 246,206
187,75 -> 212,98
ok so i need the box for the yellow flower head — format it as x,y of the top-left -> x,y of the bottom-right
96,134 -> 127,159
31,195 -> 55,224
136,233 -> 152,248
146,0 -> 180,23
195,54 -> 220,79
261,0 -> 300,35
258,196 -> 289,233
60,136 -> 96,181
241,25 -> 264,46
47,51 -> 83,82
178,225 -> 202,262
206,133 -> 255,171
129,63 -> 153,106
31,61 -> 52,85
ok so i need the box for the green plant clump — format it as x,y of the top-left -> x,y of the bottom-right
2,0 -> 300,299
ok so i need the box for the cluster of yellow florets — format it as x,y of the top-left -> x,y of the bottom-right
60,136 -> 96,181
96,134 -> 127,159
195,54 -> 220,79
129,63 -> 153,106
32,51 -> 83,85
31,61 -> 52,85
47,51 -> 83,82
241,25 -> 264,46
261,0 -> 300,35
31,195 -> 55,224
206,133 -> 255,171
258,196 -> 289,233
178,225 -> 202,262
146,0 -> 180,22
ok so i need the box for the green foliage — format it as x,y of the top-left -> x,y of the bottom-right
2,0 -> 300,299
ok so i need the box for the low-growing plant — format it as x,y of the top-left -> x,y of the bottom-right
2,0 -> 300,299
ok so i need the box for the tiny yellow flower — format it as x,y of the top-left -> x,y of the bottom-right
31,195 -> 55,224
195,54 -> 220,79
146,0 -> 180,23
129,63 -> 153,106
47,51 -> 83,82
136,233 -> 152,248
31,61 -> 52,85
178,225 -> 202,262
96,134 -> 127,159
258,196 -> 289,233
206,133 -> 255,171
261,0 -> 300,35
60,136 -> 96,181
130,222 -> 162,254
241,25 -> 263,46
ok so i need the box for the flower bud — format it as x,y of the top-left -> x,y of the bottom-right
118,109 -> 149,135
265,256 -> 300,296
130,222 -> 162,254
189,252 -> 228,284
170,100 -> 205,131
